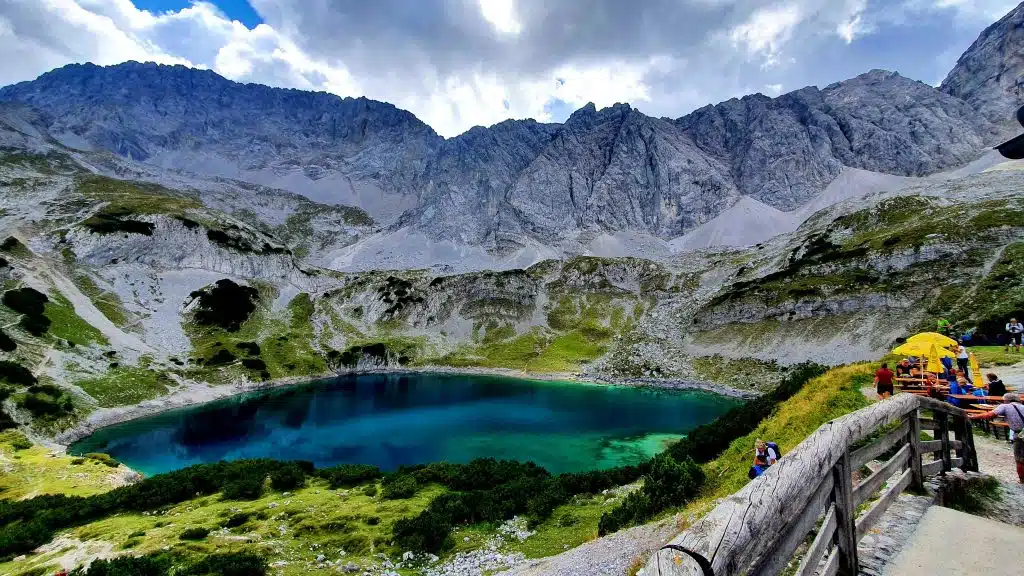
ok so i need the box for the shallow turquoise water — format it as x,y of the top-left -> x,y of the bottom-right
70,373 -> 739,475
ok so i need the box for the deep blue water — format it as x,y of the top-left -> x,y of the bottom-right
69,373 -> 739,475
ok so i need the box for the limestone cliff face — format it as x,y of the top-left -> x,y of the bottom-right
677,70 -> 999,211
940,1 -> 1024,122
2,0 -> 1022,256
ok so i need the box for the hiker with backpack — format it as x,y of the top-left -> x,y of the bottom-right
970,393 -> 1024,483
748,439 -> 781,479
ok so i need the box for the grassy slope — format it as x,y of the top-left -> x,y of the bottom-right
694,364 -> 873,502
0,363 -> 890,576
75,364 -> 173,408
0,429 -> 439,576
0,431 -> 120,500
425,293 -> 636,373
185,289 -> 326,384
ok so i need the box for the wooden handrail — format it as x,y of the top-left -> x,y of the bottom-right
647,395 -> 978,576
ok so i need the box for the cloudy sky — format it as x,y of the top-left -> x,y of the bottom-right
0,0 -> 1019,137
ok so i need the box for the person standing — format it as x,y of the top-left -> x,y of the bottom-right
874,362 -> 895,399
956,341 -> 971,382
1007,318 -> 1024,352
937,318 -> 951,335
969,393 -> 1024,483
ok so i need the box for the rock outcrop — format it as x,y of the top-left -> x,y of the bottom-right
940,1 -> 1024,122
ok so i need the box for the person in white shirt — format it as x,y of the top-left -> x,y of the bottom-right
956,341 -> 970,382
1007,318 -> 1024,352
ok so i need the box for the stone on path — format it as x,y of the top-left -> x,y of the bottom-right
886,506 -> 1024,575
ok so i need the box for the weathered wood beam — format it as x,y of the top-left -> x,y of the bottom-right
752,473 -> 835,575
922,458 -> 944,477
821,550 -> 839,576
853,444 -> 910,507
919,439 -> 961,453
644,395 -> 972,576
850,420 -> 910,470
938,413 -> 952,474
855,468 -> 912,538
908,411 -> 924,491
793,504 -> 836,576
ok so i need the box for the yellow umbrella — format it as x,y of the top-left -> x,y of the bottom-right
906,332 -> 958,349
892,341 -> 955,358
925,344 -> 945,374
969,352 -> 982,384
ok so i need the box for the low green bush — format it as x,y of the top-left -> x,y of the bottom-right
2,288 -> 47,317
0,329 -> 16,352
598,454 -> 704,535
317,464 -> 382,488
0,408 -> 16,432
224,512 -> 252,528
85,453 -> 120,468
381,474 -> 418,499
0,360 -> 36,386
70,554 -> 169,576
189,280 -> 258,332
10,437 -> 31,451
269,464 -> 305,491
179,527 -> 210,540
69,551 -> 267,576
241,358 -> 267,371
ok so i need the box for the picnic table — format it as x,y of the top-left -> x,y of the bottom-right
948,396 -> 1013,438
947,394 -> 1006,402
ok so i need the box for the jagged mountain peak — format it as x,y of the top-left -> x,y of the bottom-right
1,3 -> 1022,267
940,1 -> 1023,121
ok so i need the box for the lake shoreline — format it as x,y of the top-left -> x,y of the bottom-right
53,365 -> 756,447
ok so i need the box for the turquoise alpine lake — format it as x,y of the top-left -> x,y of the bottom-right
69,373 -> 740,476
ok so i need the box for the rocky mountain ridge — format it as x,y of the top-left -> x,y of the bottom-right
939,2 -> 1024,122
0,2 -> 1021,262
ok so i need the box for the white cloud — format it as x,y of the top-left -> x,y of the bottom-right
835,0 -> 870,44
925,0 -> 1021,21
765,83 -> 784,95
478,0 -> 521,36
729,4 -> 804,68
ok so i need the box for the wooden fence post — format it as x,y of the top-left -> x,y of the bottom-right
961,416 -> 978,472
907,410 -> 924,490
832,449 -> 859,575
937,412 -> 952,474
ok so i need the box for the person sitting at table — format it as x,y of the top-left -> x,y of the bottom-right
895,359 -> 913,378
986,373 -> 1007,398
925,373 -> 945,400
969,393 -> 1024,483
947,371 -> 966,406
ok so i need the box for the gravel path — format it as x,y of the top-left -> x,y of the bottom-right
856,493 -> 932,576
498,517 -> 678,576
972,434 -> 1024,528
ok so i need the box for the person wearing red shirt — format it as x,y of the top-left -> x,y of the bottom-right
874,362 -> 895,399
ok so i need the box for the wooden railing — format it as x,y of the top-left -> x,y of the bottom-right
645,394 -> 977,576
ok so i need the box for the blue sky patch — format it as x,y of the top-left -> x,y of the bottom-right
132,0 -> 263,29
